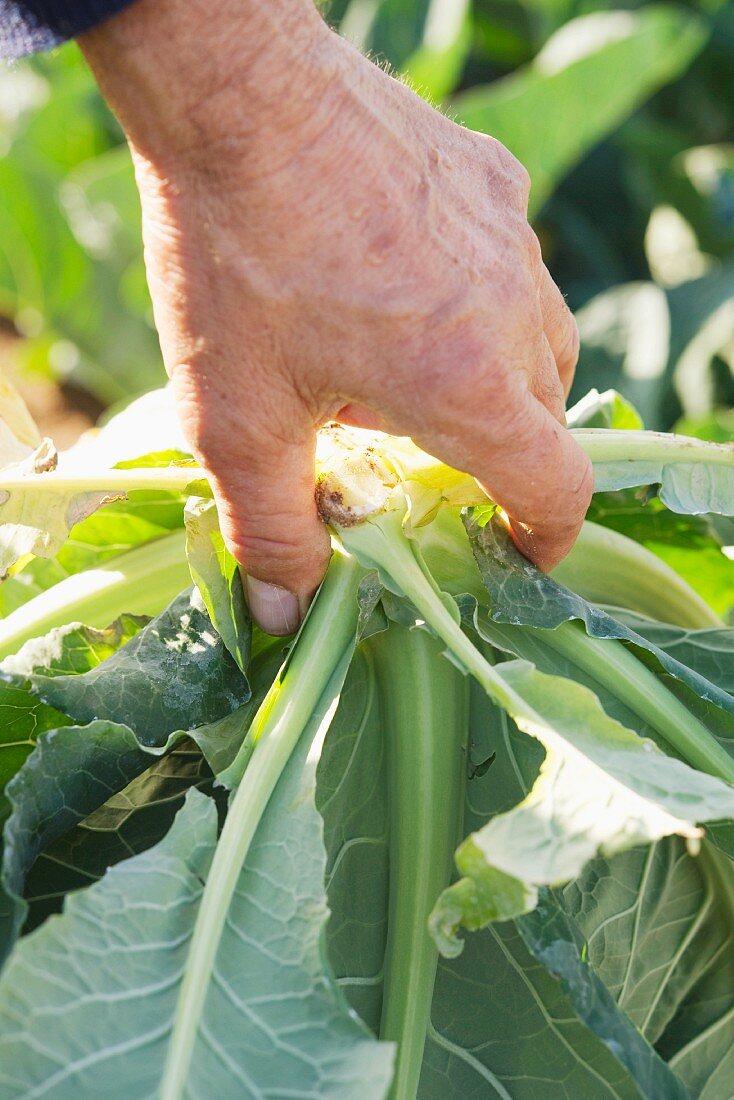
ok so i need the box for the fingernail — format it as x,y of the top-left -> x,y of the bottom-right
245,576 -> 302,636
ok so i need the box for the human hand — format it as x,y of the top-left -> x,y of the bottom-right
81,0 -> 593,635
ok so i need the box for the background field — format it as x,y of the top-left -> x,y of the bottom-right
1,0 -> 734,443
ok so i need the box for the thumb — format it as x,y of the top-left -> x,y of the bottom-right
204,428 -> 331,636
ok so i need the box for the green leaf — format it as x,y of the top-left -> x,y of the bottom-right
22,738 -> 219,933
2,614 -> 147,676
0,490 -> 186,619
467,517 -> 734,744
454,7 -> 706,215
9,588 -> 251,748
566,839 -> 734,1100
185,496 -> 250,672
0,604 -> 250,960
0,469 -> 123,578
573,428 -> 734,515
0,719 -> 157,962
318,634 -> 657,1097
517,891 -> 690,1100
401,0 -> 472,101
604,612 -> 734,696
586,491 -> 734,622
430,658 -> 734,947
0,750 -> 394,1096
572,266 -> 734,431
0,683 -> 69,809
425,920 -> 644,1099
567,388 -> 645,430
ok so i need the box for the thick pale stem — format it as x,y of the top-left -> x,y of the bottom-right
554,522 -> 722,629
0,531 -> 189,659
159,548 -> 365,1100
532,621 -> 734,783
0,468 -> 196,493
572,428 -> 734,466
342,512 -> 521,715
372,626 -> 469,1100
343,512 -> 734,786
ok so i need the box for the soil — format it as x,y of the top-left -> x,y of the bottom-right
0,325 -> 102,449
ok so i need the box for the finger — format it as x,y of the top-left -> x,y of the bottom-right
538,264 -> 579,398
528,334 -> 566,426
335,402 -> 389,432
203,428 -> 331,636
418,388 -> 594,571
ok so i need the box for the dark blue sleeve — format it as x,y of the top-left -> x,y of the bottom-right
0,0 -> 134,58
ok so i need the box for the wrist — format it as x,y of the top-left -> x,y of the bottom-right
80,0 -> 338,172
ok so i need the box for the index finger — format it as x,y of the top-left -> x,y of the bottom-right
417,388 -> 594,571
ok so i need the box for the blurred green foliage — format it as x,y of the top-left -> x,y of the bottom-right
1,0 -> 734,433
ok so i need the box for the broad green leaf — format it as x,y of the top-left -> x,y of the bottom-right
9,588 -> 251,747
318,635 -> 656,1097
0,474 -> 122,576
430,658 -> 734,946
0,719 -> 156,961
566,839 -> 734,1100
0,489 -> 186,620
1,614 -> 147,677
517,891 -> 690,1099
0,389 -> 193,581
0,613 -> 164,956
0,683 -> 69,808
0,465 -> 193,582
573,429 -> 734,515
22,738 -> 218,933
469,676 -> 734,1097
185,496 -> 250,672
604,612 -> 734,696
0,605 -> 257,960
425,920 -> 643,1099
317,646 -> 390,1033
0,738 -> 394,1097
463,518 -> 734,804
454,7 -> 706,215
467,517 -> 734,729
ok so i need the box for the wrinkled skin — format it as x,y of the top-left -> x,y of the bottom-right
81,0 -> 593,634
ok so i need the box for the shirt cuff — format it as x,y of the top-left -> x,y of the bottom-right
0,0 -> 134,59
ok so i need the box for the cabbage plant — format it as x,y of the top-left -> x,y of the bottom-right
0,384 -> 733,1099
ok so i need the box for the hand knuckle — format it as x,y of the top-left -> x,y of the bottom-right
518,223 -> 543,272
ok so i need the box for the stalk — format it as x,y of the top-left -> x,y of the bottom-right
0,467 -> 196,494
342,512 -> 734,785
0,531 -> 189,659
342,512 -> 530,717
372,626 -> 469,1100
159,547 -> 365,1100
571,428 -> 734,468
553,521 -> 722,629
528,620 -> 734,783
